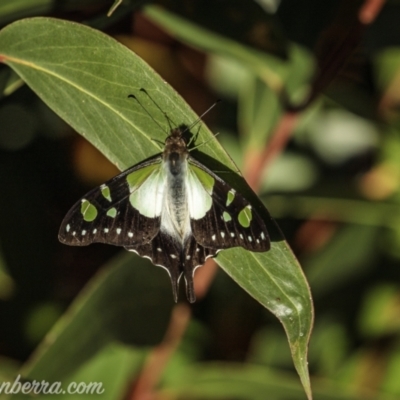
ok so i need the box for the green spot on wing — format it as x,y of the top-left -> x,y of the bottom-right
81,199 -> 98,222
223,211 -> 232,222
106,208 -> 117,218
101,185 -> 112,202
238,206 -> 252,228
126,161 -> 161,191
226,189 -> 235,206
189,164 -> 214,194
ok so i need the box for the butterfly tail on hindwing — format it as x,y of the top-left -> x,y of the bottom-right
181,236 -> 215,303
127,233 -> 216,303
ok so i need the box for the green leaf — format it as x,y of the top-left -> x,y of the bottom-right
151,0 -> 288,59
358,284 -> 400,338
161,362 -> 385,400
0,0 -> 52,26
0,356 -> 21,384
305,225 -> 378,297
374,48 -> 400,121
14,343 -> 143,400
51,342 -> 144,400
11,252 -> 173,399
65,342 -> 144,400
217,244 -> 313,398
144,5 -> 314,98
0,17 -> 313,398
0,17 -> 234,170
381,342 -> 400,395
238,75 -> 282,147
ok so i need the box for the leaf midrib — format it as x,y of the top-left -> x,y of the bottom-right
246,249 -> 306,332
2,54 -> 160,156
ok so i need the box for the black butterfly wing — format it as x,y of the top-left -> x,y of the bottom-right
59,157 -> 163,247
188,157 -> 270,252
127,233 -> 213,303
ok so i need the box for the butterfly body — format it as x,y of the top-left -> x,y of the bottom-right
59,125 -> 270,302
161,129 -> 191,243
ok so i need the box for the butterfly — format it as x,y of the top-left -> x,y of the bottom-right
59,92 -> 270,303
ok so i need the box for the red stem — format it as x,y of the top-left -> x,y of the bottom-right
129,304 -> 191,400
244,0 -> 387,190
359,0 -> 386,24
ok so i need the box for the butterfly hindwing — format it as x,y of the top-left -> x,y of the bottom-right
126,232 -> 182,299
187,157 -> 270,252
127,233 -> 213,302
58,157 -> 164,247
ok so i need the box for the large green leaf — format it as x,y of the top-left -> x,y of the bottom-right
21,343 -> 145,400
0,17 -> 313,398
10,252 -> 173,399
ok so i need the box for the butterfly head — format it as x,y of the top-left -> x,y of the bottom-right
163,127 -> 189,175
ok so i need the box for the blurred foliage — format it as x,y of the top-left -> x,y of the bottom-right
0,0 -> 399,399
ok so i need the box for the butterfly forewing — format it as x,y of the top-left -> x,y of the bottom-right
187,157 -> 270,252
59,158 -> 164,247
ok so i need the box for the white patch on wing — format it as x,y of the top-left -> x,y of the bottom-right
186,167 -> 212,220
129,167 -> 165,218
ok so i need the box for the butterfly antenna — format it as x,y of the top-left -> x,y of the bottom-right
188,132 -> 220,152
128,94 -> 166,134
140,88 -> 175,132
184,100 -> 221,134
185,100 -> 221,147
